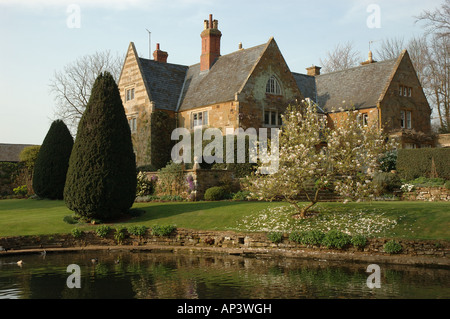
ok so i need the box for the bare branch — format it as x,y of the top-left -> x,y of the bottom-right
319,42 -> 361,73
49,50 -> 124,135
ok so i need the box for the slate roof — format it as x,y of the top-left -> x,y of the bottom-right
137,42 -> 268,112
137,38 -> 398,115
0,144 -> 36,162
138,58 -> 188,111
292,72 -> 317,102
178,43 -> 268,111
304,59 -> 397,112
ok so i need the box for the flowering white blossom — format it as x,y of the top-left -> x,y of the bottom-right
246,101 -> 397,218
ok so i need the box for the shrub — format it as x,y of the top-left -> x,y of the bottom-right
302,230 -> 326,246
114,226 -> 127,244
408,177 -> 446,187
95,225 -> 111,238
373,172 -> 401,195
128,225 -> 148,237
397,148 -> 450,180
13,185 -> 28,196
151,225 -> 176,237
445,181 -> 450,190
267,232 -> 283,243
321,230 -> 351,249
204,186 -> 228,201
289,231 -> 303,244
64,72 -> 136,222
290,230 -> 325,246
32,120 -> 74,200
379,150 -> 397,172
232,190 -> 251,201
400,183 -> 415,192
383,240 -> 402,254
63,215 -> 78,225
71,228 -> 83,238
351,235 -> 368,249
136,171 -> 154,197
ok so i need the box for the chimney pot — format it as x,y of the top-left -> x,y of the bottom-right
200,14 -> 222,71
153,43 -> 168,63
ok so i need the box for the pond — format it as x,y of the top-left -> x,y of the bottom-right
0,250 -> 449,299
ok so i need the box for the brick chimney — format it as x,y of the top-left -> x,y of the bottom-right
153,43 -> 168,63
200,14 -> 222,71
306,65 -> 321,76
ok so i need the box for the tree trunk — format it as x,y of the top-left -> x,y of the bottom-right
288,200 -> 317,219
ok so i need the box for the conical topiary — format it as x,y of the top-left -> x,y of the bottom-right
64,71 -> 137,221
32,120 -> 74,199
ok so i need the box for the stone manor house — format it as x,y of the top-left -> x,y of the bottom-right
118,14 -> 433,169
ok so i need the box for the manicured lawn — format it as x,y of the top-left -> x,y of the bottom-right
0,199 -> 449,240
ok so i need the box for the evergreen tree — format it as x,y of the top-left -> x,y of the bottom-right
64,72 -> 136,221
33,120 -> 73,199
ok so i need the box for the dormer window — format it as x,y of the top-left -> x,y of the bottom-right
266,76 -> 282,95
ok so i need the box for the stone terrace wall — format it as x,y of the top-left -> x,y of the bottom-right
402,187 -> 450,202
145,168 -> 235,200
1,229 -> 448,260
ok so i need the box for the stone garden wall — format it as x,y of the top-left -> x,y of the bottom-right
402,187 -> 450,202
1,228 -> 449,263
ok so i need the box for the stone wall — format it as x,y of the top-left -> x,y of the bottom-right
145,168 -> 235,200
1,229 -> 448,262
402,187 -> 450,201
436,133 -> 450,148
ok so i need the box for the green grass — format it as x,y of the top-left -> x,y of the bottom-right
0,199 -> 449,240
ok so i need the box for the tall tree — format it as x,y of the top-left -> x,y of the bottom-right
64,72 -> 136,221
415,1 -> 450,132
247,102 -> 394,218
33,120 -> 74,199
375,36 -> 429,86
415,0 -> 450,37
49,50 -> 123,135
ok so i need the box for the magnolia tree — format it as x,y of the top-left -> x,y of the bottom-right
247,101 -> 396,218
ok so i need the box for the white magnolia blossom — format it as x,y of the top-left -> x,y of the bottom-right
247,101 -> 397,217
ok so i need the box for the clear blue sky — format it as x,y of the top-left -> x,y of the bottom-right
0,0 -> 443,145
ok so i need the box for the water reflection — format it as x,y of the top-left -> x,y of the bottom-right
0,250 -> 448,299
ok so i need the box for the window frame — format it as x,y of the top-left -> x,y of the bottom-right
126,87 -> 135,102
128,117 -> 137,133
191,110 -> 209,129
265,75 -> 282,95
264,110 -> 282,126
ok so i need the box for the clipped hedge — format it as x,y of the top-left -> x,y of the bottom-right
204,186 -> 228,201
397,148 -> 450,180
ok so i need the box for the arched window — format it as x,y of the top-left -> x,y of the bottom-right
265,75 -> 282,95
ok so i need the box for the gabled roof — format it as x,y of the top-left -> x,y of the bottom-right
135,40 -> 270,112
178,42 -> 268,112
138,58 -> 188,111
295,57 -> 399,113
292,72 -> 316,102
315,58 -> 397,112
